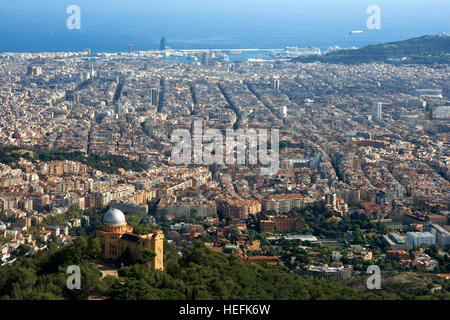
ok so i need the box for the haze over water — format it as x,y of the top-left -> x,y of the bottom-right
0,0 -> 449,53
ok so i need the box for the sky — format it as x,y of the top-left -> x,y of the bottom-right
0,0 -> 449,52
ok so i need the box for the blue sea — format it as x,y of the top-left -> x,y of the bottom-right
0,0 -> 449,53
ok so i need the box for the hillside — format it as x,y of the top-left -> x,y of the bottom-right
293,34 -> 450,65
2,237 -> 449,300
340,271 -> 448,299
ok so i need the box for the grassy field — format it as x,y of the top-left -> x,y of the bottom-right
340,271 -> 447,299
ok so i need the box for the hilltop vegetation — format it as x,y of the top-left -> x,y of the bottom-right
1,238 -> 449,300
341,271 -> 449,300
293,35 -> 450,65
0,146 -> 145,173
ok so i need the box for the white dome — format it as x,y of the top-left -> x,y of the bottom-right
103,208 -> 126,226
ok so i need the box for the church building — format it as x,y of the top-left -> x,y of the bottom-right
96,207 -> 164,270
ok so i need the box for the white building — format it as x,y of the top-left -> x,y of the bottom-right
372,102 -> 382,120
427,223 -> 450,247
406,232 -> 436,248
273,79 -> 280,91
263,194 -> 304,214
432,106 -> 450,120
415,88 -> 443,99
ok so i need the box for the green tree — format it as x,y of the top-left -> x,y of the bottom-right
140,249 -> 157,268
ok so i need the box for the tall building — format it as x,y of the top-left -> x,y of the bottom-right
151,88 -> 159,106
96,208 -> 164,270
273,79 -> 280,90
66,90 -> 80,103
202,52 -> 209,66
424,105 -> 433,120
372,102 -> 382,120
281,105 -> 288,118
160,36 -> 167,51
325,192 -> 337,211
27,66 -> 42,77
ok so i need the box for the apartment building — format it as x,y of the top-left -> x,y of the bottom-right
263,194 -> 304,214
406,231 -> 436,248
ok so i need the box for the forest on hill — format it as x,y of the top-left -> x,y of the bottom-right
1,238 -> 449,300
293,35 -> 450,65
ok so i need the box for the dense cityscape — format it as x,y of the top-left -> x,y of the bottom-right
0,33 -> 449,301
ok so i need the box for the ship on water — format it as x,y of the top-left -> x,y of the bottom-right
349,30 -> 364,35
